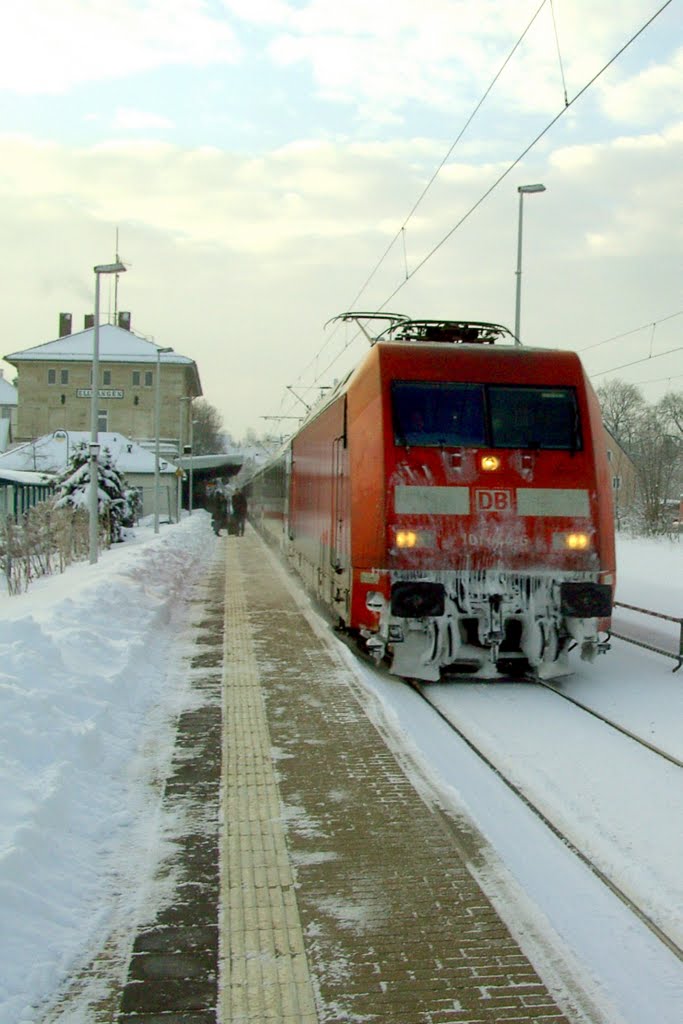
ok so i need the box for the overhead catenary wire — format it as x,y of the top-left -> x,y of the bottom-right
550,0 -> 569,107
285,0 -> 551,398
379,0 -> 675,312
277,0 -> 676,427
576,310 -> 683,353
589,346 -> 683,379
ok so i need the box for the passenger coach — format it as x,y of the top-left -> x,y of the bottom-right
246,315 -> 615,681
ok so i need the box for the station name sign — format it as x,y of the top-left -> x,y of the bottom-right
77,388 -> 124,399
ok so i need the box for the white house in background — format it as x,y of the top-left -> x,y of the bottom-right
0,369 -> 17,451
0,431 -> 181,521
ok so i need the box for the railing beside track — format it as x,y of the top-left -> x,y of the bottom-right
611,601 -> 683,672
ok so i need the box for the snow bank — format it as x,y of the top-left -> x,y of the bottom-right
0,514 -> 216,1024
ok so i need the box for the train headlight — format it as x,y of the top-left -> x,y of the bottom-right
394,528 -> 435,549
481,455 -> 501,472
565,532 -> 591,550
396,529 -> 417,548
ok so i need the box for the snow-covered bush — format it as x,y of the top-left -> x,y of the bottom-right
0,503 -> 88,594
121,486 -> 143,527
54,442 -> 127,542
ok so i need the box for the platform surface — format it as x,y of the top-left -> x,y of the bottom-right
116,528 -> 583,1023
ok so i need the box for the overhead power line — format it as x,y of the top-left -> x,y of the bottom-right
589,346 -> 683,378
379,0 -> 675,311
577,310 -> 683,353
278,0 -> 675,426
288,0 -> 551,396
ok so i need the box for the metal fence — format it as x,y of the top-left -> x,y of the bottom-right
611,601 -> 683,672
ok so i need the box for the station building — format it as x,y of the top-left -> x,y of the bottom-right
4,313 -> 202,453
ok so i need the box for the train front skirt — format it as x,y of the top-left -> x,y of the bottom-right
362,570 -> 612,681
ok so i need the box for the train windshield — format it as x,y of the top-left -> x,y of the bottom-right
392,382 -> 486,447
488,386 -> 580,450
391,381 -> 581,450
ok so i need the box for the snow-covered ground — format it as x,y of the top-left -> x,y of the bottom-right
0,517 -> 681,1023
0,515 -> 216,1024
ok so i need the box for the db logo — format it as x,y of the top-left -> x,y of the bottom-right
475,488 -> 513,512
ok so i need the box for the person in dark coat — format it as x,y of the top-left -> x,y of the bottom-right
209,487 -> 228,535
231,488 -> 247,536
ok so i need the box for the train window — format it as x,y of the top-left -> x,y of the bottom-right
488,386 -> 581,450
392,381 -> 486,447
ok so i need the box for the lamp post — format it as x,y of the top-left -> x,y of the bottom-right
514,183 -> 546,345
154,346 -> 174,534
189,418 -> 198,515
178,396 -> 192,520
90,261 -> 126,565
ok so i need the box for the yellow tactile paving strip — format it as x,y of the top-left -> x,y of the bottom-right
219,540 -> 319,1024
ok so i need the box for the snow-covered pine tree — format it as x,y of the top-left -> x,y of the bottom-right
54,442 -> 127,543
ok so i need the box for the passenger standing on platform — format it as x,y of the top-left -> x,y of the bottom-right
210,486 -> 228,536
231,488 -> 247,536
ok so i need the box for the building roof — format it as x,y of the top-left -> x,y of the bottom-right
4,324 -> 202,394
0,373 -> 17,406
0,467 -> 52,486
0,431 -> 179,476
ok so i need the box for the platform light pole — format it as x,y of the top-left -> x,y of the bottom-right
90,261 -> 126,564
514,183 -> 546,345
154,346 -> 174,534
189,417 -> 198,515
178,396 -> 192,520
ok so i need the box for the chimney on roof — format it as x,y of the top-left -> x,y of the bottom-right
59,313 -> 72,337
84,314 -> 94,329
118,311 -> 131,330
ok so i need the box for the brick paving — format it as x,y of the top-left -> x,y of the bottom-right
221,531 -> 576,1023
105,527 -> 582,1023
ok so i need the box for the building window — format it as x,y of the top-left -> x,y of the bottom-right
612,475 -> 622,491
132,370 -> 141,386
98,410 -> 108,432
103,369 -> 112,386
606,449 -> 613,462
144,371 -> 153,387
48,369 -> 56,384
60,369 -> 69,385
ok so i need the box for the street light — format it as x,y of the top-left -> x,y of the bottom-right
154,345 -> 174,534
514,184 -> 546,345
178,396 -> 192,520
90,261 -> 126,565
189,418 -> 199,516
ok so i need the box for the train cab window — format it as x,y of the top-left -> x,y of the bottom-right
488,386 -> 581,450
392,381 -> 486,447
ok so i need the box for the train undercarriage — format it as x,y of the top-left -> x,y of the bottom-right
362,571 -> 612,682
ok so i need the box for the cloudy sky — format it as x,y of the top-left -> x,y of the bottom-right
0,0 -> 680,439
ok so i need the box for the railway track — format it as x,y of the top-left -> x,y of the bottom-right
410,679 -> 683,965
611,601 -> 683,672
536,680 -> 683,768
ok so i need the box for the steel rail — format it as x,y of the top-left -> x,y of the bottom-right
536,681 -> 683,769
612,601 -> 683,672
412,683 -> 683,964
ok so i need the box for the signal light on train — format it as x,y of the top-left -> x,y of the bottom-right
566,532 -> 590,550
396,529 -> 418,548
481,455 -> 501,471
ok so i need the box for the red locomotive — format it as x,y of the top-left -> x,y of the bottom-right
246,314 -> 615,681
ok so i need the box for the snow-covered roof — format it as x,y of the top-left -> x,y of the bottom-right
175,452 -> 243,471
0,467 -> 52,485
0,431 -> 179,476
0,373 -> 17,405
5,325 -> 197,371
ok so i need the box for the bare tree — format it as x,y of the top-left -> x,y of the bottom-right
657,391 -> 683,435
191,399 -> 227,456
631,410 -> 678,534
596,380 -> 646,450
597,381 -> 682,534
